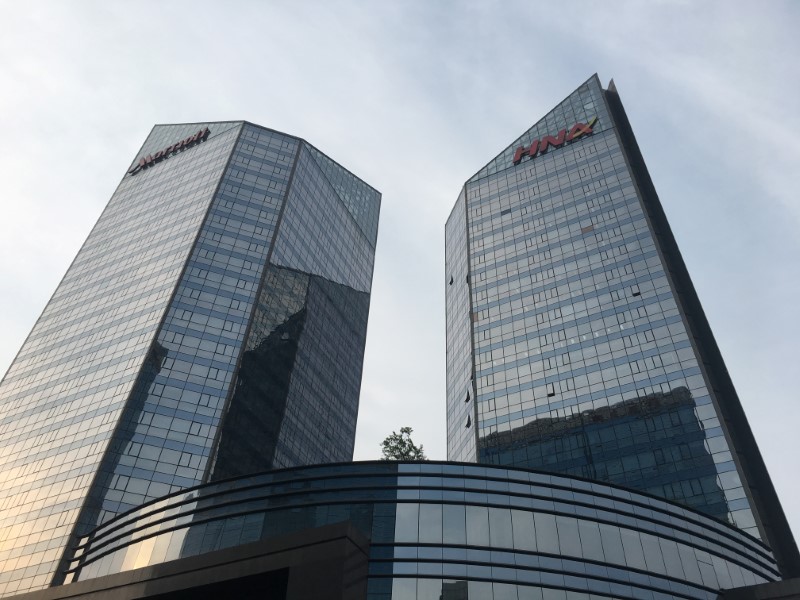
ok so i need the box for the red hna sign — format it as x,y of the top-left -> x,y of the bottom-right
512,117 -> 597,165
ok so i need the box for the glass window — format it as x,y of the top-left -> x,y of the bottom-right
494,582 -> 520,600
619,528 -> 647,570
468,580 -> 494,600
441,580 -> 469,600
511,509 -> 537,552
418,547 -> 443,560
418,578 -> 443,599
418,562 -> 444,577
517,586 -> 544,600
678,544 -> 703,585
556,516 -> 582,558
443,504 -> 467,545
392,577 -> 416,600
534,512 -> 559,554
699,558 -> 719,588
577,519 -> 604,562
542,589 -> 567,600
640,533 -> 666,575
393,562 -> 418,576
394,547 -> 418,561
419,504 -> 443,544
395,503 -> 419,543
467,505 -> 490,546
598,523 -> 625,566
489,508 -> 513,548
658,538 -> 684,581
711,554 -> 733,589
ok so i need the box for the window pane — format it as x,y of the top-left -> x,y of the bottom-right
517,586 -> 544,600
599,523 -> 625,566
466,506 -> 490,546
494,582 -> 520,600
443,504 -> 467,545
556,516 -> 581,557
534,512 -> 559,554
419,504 -> 443,544
392,577 -> 416,600
511,509 -> 537,552
489,508 -> 513,548
418,577 -> 443,600
577,520 -> 604,561
395,503 -> 419,543
468,580 -> 493,600
678,543 -> 703,585
641,533 -> 666,575
659,538 -> 685,580
620,528 -> 647,570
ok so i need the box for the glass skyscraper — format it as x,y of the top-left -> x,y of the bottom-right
0,121 -> 380,596
445,75 -> 798,577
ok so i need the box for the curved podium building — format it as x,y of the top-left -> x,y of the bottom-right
28,462 -> 784,600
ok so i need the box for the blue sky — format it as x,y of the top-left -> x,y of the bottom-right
0,1 -> 798,537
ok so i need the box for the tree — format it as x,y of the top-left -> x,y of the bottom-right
380,427 -> 427,461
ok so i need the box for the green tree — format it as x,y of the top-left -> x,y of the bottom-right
380,427 -> 427,461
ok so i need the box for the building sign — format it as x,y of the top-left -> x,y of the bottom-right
128,127 -> 210,175
512,117 -> 597,165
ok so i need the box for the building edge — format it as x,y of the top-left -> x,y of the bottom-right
48,123 -> 248,587
602,78 -> 800,578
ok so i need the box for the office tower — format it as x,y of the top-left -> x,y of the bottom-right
0,121 -> 380,596
445,75 -> 798,576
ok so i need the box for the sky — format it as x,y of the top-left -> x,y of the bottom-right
0,1 -> 798,537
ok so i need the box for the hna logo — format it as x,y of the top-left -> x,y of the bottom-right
128,127 -> 210,175
512,117 -> 597,165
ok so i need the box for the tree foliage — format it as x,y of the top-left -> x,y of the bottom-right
380,427 -> 427,461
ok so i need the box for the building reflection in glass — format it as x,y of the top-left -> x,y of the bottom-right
478,386 -> 729,521
209,264 -> 370,479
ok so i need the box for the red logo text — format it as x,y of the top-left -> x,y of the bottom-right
128,127 -> 210,175
512,117 -> 597,165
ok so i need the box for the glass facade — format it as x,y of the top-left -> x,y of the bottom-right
444,75 -> 795,572
0,121 -> 380,597
446,188 -> 477,463
64,462 -> 779,600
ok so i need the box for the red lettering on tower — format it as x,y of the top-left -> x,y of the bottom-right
539,129 -> 567,154
566,117 -> 597,142
512,140 -> 540,165
128,127 -> 212,175
511,117 -> 597,166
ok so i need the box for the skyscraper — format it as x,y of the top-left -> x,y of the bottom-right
0,121 -> 380,597
445,75 -> 799,577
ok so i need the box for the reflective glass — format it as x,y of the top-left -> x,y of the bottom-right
445,74 -> 761,538
64,463 -> 776,599
419,504 -> 443,544
534,513 -> 559,554
396,503 -> 420,543
443,504 -> 467,545
0,122 -> 382,596
0,122 -> 243,596
445,188 -> 477,462
489,507 -> 514,548
466,505 -> 490,546
511,509 -> 537,552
